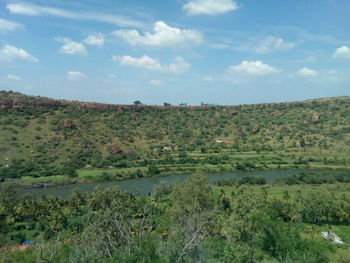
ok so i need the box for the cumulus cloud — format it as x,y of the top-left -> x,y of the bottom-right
183,0 -> 238,15
297,67 -> 318,78
333,46 -> 350,60
229,60 -> 277,75
0,45 -> 38,62
55,37 -> 87,56
114,55 -> 190,74
0,18 -> 24,31
112,21 -> 203,48
6,3 -> 143,27
67,71 -> 85,80
168,57 -> 191,73
117,55 -> 163,71
255,36 -> 296,54
84,33 -> 105,47
7,74 -> 21,80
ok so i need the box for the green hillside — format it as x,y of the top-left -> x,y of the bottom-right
1,90 -> 350,180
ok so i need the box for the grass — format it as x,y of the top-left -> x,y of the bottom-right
75,162 -> 345,181
16,175 -> 74,187
11,157 -> 349,187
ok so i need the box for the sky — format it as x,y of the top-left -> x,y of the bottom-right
0,0 -> 349,105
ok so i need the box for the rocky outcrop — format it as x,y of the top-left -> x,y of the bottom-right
210,119 -> 217,125
0,91 -> 61,110
251,125 -> 261,134
311,112 -> 321,123
63,120 -> 73,129
109,144 -> 123,155
279,125 -> 289,133
0,91 -> 130,111
236,127 -> 243,134
272,110 -> 282,118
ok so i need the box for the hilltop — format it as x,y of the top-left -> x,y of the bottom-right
0,90 -> 350,180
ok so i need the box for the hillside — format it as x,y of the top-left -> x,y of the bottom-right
1,90 -> 350,180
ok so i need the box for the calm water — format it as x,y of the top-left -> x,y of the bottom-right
22,169 -> 305,198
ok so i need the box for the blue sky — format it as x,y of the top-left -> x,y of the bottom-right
0,0 -> 349,105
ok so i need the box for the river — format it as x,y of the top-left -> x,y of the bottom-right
21,169 -> 306,198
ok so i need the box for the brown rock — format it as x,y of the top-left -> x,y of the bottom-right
210,119 -> 217,125
109,144 -> 123,155
311,112 -> 320,122
279,126 -> 289,133
63,120 -> 73,128
236,127 -> 243,134
273,110 -> 282,117
251,125 -> 261,134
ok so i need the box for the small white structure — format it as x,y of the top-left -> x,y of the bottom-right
321,232 -> 344,244
163,146 -> 172,151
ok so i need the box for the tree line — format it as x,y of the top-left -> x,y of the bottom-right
1,174 -> 350,262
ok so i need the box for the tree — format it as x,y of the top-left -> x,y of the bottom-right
133,100 -> 142,105
224,189 -> 268,262
70,186 -> 160,262
165,173 -> 216,263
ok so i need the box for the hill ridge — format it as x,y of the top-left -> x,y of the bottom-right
1,90 -> 350,110
1,89 -> 350,180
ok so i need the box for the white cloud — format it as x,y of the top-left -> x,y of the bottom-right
183,0 -> 239,15
229,60 -> 278,75
150,79 -> 164,86
6,4 -> 39,15
255,36 -> 296,54
0,18 -> 24,31
333,46 -> 350,60
168,57 -> 191,73
108,73 -> 116,79
6,3 -> 143,27
297,67 -> 318,78
7,74 -> 21,80
0,45 -> 38,62
84,33 -> 105,47
115,55 -> 190,74
117,55 -> 164,71
112,21 -> 203,48
295,69 -> 346,83
67,71 -> 85,80
55,37 -> 87,56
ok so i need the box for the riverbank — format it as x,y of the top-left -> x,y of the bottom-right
2,178 -> 350,263
5,163 -> 350,190
15,168 -> 350,198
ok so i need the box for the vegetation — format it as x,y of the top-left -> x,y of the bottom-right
1,174 -> 350,262
1,91 -> 350,183
1,91 -> 350,261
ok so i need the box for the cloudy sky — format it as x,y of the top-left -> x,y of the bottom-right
0,0 -> 349,105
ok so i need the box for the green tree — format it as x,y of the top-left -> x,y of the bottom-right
165,173 -> 216,263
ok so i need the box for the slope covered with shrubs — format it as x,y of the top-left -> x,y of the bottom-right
1,91 -> 350,179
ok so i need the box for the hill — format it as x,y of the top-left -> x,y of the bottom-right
1,90 -> 350,180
